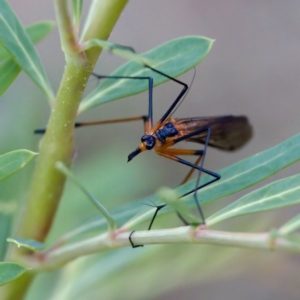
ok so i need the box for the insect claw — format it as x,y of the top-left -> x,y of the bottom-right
129,231 -> 144,248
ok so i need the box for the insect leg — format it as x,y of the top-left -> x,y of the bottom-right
181,156 -> 202,184
143,65 -> 188,128
165,124 -> 221,193
101,43 -> 189,125
156,125 -> 220,224
157,150 -> 220,224
34,74 -> 154,134
90,73 -> 154,131
129,204 -> 166,248
33,116 -> 150,134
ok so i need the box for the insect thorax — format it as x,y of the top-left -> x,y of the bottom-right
155,122 -> 179,143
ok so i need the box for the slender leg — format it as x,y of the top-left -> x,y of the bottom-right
159,149 -> 219,189
74,116 -> 150,133
143,65 -> 189,131
157,151 -> 219,221
91,73 -> 154,131
181,156 -> 202,184
161,125 -> 221,195
34,116 -> 149,134
91,65 -> 191,132
129,204 -> 166,248
34,74 -> 154,134
155,125 -> 220,224
102,43 -> 190,126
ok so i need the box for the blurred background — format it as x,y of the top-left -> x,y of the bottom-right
1,0 -> 300,299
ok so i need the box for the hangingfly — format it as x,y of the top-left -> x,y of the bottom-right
128,115 -> 251,162
35,50 -> 252,247
87,64 -> 251,243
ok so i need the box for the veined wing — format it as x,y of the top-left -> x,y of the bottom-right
175,115 -> 252,150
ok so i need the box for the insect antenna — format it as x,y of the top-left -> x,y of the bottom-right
169,67 -> 196,117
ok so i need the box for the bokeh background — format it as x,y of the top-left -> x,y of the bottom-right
1,1 -> 300,299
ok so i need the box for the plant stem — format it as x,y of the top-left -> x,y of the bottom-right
81,0 -> 129,67
29,227 -> 300,271
15,62 -> 90,244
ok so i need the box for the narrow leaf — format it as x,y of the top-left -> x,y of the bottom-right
0,21 -> 54,96
207,173 -> 300,226
0,21 -> 55,61
0,58 -> 21,96
55,162 -> 116,232
0,1 -> 54,100
7,237 -> 45,250
26,21 -> 55,45
0,262 -> 26,286
72,0 -> 83,24
178,133 -> 300,207
279,214 -> 300,235
79,36 -> 214,113
0,150 -> 37,181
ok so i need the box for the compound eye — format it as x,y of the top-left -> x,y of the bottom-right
141,135 -> 155,150
141,135 -> 149,142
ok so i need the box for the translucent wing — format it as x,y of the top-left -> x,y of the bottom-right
175,115 -> 252,150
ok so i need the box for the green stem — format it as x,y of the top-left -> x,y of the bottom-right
81,0 -> 129,66
15,62 -> 90,243
29,228 -> 300,271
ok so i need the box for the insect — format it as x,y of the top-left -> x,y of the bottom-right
35,58 -> 252,247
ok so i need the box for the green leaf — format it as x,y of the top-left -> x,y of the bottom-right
0,21 -> 55,61
207,173 -> 300,226
0,262 -> 26,286
279,214 -> 300,235
72,0 -> 83,24
179,132 -> 300,208
0,21 -> 54,96
0,150 -> 37,181
0,205 -> 14,261
55,161 -> 116,232
79,36 -> 214,113
7,237 -> 45,251
25,21 -> 55,44
0,1 -> 54,100
0,58 -> 21,96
